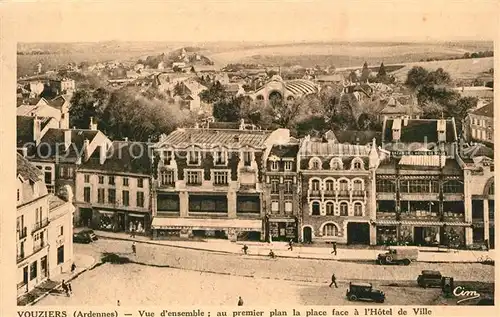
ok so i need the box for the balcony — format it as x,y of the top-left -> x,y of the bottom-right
337,190 -> 349,198
32,219 -> 49,234
377,211 -> 397,219
33,241 -> 47,253
443,212 -> 465,222
309,190 -> 321,198
400,211 -> 440,221
17,281 -> 27,290
17,227 -> 27,240
16,253 -> 26,263
352,190 -> 366,199
323,190 -> 335,197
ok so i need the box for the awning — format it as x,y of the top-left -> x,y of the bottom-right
268,218 -> 296,223
376,220 -> 471,227
128,213 -> 146,218
98,210 -> 115,216
151,217 -> 263,231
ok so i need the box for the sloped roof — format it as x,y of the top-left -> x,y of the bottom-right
461,143 -> 494,159
399,155 -> 445,167
80,141 -> 152,175
17,153 -> 42,182
299,141 -> 371,157
17,116 -> 52,147
158,128 -> 271,148
35,128 -> 99,159
48,95 -> 69,110
383,119 -> 457,143
270,144 -> 300,158
207,122 -> 240,130
471,102 -> 493,117
334,130 -> 382,145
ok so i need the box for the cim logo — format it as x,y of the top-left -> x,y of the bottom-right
453,286 -> 480,304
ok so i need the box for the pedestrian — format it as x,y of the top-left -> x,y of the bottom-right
71,263 -> 76,273
68,283 -> 73,295
117,300 -> 121,306
329,273 -> 338,288
331,242 -> 337,255
288,239 -> 293,251
269,249 -> 276,259
242,244 -> 248,255
130,228 -> 136,238
237,296 -> 244,306
61,280 -> 69,297
132,242 -> 136,255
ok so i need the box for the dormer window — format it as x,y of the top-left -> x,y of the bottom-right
163,151 -> 172,165
330,158 -> 343,170
351,158 -> 364,170
188,150 -> 200,165
309,157 -> 322,170
214,150 -> 226,165
271,161 -> 279,171
243,151 -> 252,166
284,161 -> 293,171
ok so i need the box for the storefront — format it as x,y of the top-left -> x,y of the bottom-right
266,217 -> 298,242
92,209 -> 150,233
151,217 -> 263,241
376,226 -> 398,245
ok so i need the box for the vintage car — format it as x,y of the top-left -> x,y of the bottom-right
346,282 -> 385,303
377,246 -> 418,265
73,230 -> 98,244
417,270 -> 443,288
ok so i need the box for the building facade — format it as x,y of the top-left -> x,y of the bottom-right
249,75 -> 319,106
298,137 -> 380,245
464,102 -> 494,145
151,124 -> 290,241
17,154 -> 74,298
263,142 -> 301,242
74,141 -> 153,233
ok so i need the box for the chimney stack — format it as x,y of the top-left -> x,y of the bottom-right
83,139 -> 90,161
64,130 -> 72,150
89,117 -> 98,131
33,116 -> 42,145
99,143 -> 107,165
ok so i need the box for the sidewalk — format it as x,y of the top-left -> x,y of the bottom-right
18,253 -> 97,306
95,230 -> 495,263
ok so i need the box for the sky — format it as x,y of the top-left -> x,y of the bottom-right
3,0 -> 499,43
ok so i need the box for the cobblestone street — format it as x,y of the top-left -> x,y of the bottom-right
36,239 -> 494,306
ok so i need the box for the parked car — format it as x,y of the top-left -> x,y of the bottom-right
417,270 -> 442,288
73,232 -> 92,244
79,229 -> 98,241
377,246 -> 418,265
346,282 -> 385,303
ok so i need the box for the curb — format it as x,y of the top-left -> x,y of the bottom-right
24,257 -> 98,306
98,235 -> 490,264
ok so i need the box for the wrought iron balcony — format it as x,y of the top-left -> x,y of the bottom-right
32,219 -> 49,234
16,252 -> 26,263
17,227 -> 27,239
33,241 -> 46,253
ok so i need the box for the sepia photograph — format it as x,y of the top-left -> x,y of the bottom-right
4,0 -> 497,312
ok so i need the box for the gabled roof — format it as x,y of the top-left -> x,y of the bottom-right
471,102 -> 493,117
383,118 -> 457,143
158,128 -> 271,149
17,116 -> 52,147
334,130 -> 382,145
35,128 -> 100,159
80,141 -> 152,175
461,143 -> 494,159
48,95 -> 70,110
269,144 -> 300,158
17,153 -> 42,182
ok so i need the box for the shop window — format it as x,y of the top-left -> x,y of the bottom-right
157,194 -> 179,211
190,195 -> 228,213
325,202 -> 334,215
322,224 -> 338,237
30,261 -> 37,280
237,196 -> 260,213
84,187 -> 91,203
137,192 -> 144,208
311,202 -> 321,215
57,246 -> 64,264
122,190 -> 130,206
340,202 -> 348,216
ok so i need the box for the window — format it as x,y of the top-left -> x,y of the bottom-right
271,179 -> 279,194
163,151 -> 172,165
123,178 -> 129,187
352,159 -> 363,170
44,171 -> 51,185
243,151 -> 252,166
284,161 -> 293,171
284,201 -> 293,213
430,181 -> 440,193
214,171 -> 229,185
487,131 -> 493,140
312,202 -> 321,215
237,196 -> 260,213
137,192 -> 145,207
67,167 -> 74,178
325,180 -> 334,191
108,188 -> 116,204
59,226 -> 64,236
340,202 -> 348,216
214,151 -> 226,165
284,179 -> 293,194
137,178 -> 144,188
97,188 -> 105,203
57,246 -> 64,265
84,187 -> 91,203
323,224 -> 338,237
186,171 -> 202,185
353,179 -> 363,196
190,196 -> 228,213
271,201 -> 279,212
188,150 -> 200,165
122,190 -> 129,206
443,180 -> 464,194
30,261 -> 37,280
409,180 -> 430,193
326,202 -> 334,215
108,176 -> 115,185
311,179 -> 320,191
339,179 -> 349,195
161,170 -> 175,185
354,202 -> 363,216
84,174 -> 90,183
98,176 -> 104,184
40,256 -> 47,277
489,182 -> 494,195
59,166 -> 65,178
330,159 -> 342,170
17,188 -> 20,202
271,161 -> 279,171
310,158 -> 321,170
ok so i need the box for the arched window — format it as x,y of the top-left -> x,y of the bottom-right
311,179 -> 321,191
339,179 -> 349,195
489,182 -> 494,195
312,202 -> 321,215
325,179 -> 334,192
339,202 -> 348,216
330,158 -> 343,170
353,202 -> 363,216
325,202 -> 334,215
352,179 -> 364,195
351,158 -> 364,170
309,158 -> 322,170
322,224 -> 338,237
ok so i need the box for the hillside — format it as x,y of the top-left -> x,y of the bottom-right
390,57 -> 494,82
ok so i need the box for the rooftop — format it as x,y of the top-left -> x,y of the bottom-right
49,195 -> 67,210
269,144 -> 300,158
470,102 -> 493,117
383,118 -> 457,144
17,116 -> 52,147
36,128 -> 99,159
299,141 -> 371,157
17,153 -> 42,182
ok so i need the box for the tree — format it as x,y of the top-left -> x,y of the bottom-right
378,63 -> 387,77
405,66 -> 430,90
213,95 -> 253,123
199,81 -> 226,104
360,62 -> 370,82
69,89 -> 109,129
426,68 -> 451,86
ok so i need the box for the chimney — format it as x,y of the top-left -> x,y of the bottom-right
99,143 -> 107,165
403,116 -> 409,126
233,135 -> 240,142
89,117 -> 97,130
83,139 -> 90,161
437,119 -> 447,143
392,118 -> 402,141
64,130 -> 72,150
33,116 -> 42,145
